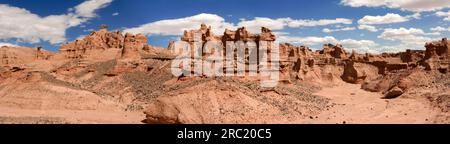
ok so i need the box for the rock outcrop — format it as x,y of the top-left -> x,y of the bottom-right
122,33 -> 147,59
321,43 -> 348,59
35,46 -> 53,60
421,38 -> 450,72
361,38 -> 450,98
60,25 -> 152,60
0,46 -> 53,68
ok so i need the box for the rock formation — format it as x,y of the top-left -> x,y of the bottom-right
421,38 -> 450,72
121,33 -> 146,59
321,43 -> 348,59
0,46 -> 53,68
35,46 -> 53,60
60,25 -> 151,60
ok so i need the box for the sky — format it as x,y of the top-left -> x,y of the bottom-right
0,0 -> 449,53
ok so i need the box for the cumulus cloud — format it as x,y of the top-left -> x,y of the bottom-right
358,25 -> 378,32
125,13 -> 353,35
238,17 -> 352,33
112,12 -> 119,16
341,0 -> 450,12
379,27 -> 438,40
322,27 -> 356,33
407,13 -> 422,19
358,13 -> 409,25
124,13 -> 236,35
284,18 -> 353,27
237,17 -> 286,33
378,27 -> 439,49
430,26 -> 450,32
74,0 -> 112,18
277,33 -> 380,53
340,39 -> 379,53
356,13 -> 422,32
0,0 -> 112,44
435,10 -> 450,21
278,35 -> 339,46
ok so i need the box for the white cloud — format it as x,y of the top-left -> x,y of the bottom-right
237,17 -> 352,33
0,5 -> 69,44
378,27 -> 439,49
379,27 -> 436,40
277,34 -> 380,53
341,0 -> 450,12
407,13 -> 421,19
284,18 -> 353,27
0,42 -> 18,47
356,13 -> 423,32
322,29 -> 332,33
0,0 -> 112,44
358,13 -> 409,25
435,10 -> 450,21
322,27 -> 356,33
124,13 -> 236,35
74,0 -> 112,18
125,13 -> 353,35
340,39 -> 379,53
112,12 -> 119,16
277,34 -> 338,46
237,17 -> 286,33
358,24 -> 378,32
430,26 -> 450,32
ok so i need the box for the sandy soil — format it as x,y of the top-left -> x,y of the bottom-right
0,106 -> 143,124
304,83 -> 439,124
0,81 -> 144,124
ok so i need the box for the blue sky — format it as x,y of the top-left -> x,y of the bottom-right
0,0 -> 449,53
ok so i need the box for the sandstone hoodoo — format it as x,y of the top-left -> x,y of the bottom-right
0,24 -> 448,124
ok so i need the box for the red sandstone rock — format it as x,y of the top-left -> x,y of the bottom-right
384,86 -> 404,99
121,33 -> 144,59
421,38 -> 450,72
260,27 -> 276,41
59,25 -> 151,60
321,43 -> 348,59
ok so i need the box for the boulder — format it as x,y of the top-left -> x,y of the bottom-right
384,86 -> 404,99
